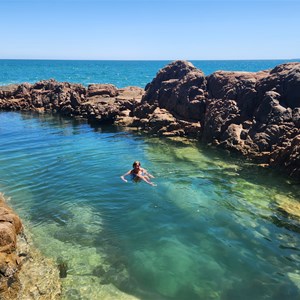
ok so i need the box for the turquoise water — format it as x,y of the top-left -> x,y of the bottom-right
0,59 -> 299,88
0,111 -> 300,299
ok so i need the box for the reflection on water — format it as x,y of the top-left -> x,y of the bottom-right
0,112 -> 300,300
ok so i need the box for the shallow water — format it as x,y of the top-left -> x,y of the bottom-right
0,111 -> 300,300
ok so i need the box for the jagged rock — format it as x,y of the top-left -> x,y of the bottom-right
207,70 -> 267,118
256,62 -> 300,108
142,60 -> 207,121
292,107 -> 300,127
87,84 -> 119,97
254,91 -> 288,124
221,123 -> 244,147
203,99 -> 241,142
270,134 -> 300,177
0,195 -> 61,299
0,208 -> 22,235
0,196 -> 23,299
0,222 -> 17,253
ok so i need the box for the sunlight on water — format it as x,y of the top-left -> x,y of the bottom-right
0,112 -> 299,300
27,205 -> 138,300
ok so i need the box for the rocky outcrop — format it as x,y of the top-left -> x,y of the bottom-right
0,194 -> 60,299
0,61 -> 299,179
203,63 -> 300,177
132,61 -> 300,178
131,60 -> 206,137
0,80 -> 144,125
0,195 -> 23,299
142,60 -> 207,120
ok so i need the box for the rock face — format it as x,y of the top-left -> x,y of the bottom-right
142,60 -> 207,120
0,61 -> 299,179
0,196 -> 23,299
0,194 -> 61,299
137,61 -> 300,178
0,80 -> 144,125
204,63 -> 300,178
132,60 -> 206,137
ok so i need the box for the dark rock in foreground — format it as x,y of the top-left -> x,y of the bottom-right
0,60 -> 299,179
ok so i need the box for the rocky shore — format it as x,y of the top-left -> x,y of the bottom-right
1,60 -> 299,178
0,194 -> 61,299
0,61 -> 299,298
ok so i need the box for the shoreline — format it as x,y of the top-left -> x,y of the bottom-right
0,193 -> 142,300
0,59 -> 299,297
0,60 -> 299,180
0,56 -> 299,297
0,193 -> 61,299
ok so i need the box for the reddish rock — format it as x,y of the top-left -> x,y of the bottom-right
0,195 -> 26,299
142,60 -> 207,121
0,207 -> 22,235
0,222 -> 17,253
207,70 -> 267,118
256,62 -> 300,108
87,84 -> 119,97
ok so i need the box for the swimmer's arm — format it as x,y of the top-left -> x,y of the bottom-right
120,170 -> 131,182
142,168 -> 155,178
137,174 -> 156,186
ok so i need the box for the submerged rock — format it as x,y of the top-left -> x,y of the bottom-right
17,232 -> 61,299
57,258 -> 68,278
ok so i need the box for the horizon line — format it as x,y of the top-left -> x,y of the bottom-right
0,58 -> 299,62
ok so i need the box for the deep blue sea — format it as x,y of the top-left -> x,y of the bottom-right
0,59 -> 299,88
0,60 -> 300,300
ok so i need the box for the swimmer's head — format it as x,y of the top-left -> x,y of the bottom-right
133,161 -> 141,168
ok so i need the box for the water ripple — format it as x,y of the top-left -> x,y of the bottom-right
0,112 -> 300,300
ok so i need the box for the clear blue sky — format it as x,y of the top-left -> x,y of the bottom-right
1,0 -> 299,60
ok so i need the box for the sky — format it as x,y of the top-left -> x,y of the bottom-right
0,0 -> 299,60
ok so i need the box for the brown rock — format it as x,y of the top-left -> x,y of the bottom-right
257,62 -> 300,108
203,99 -> 241,142
221,123 -> 243,146
254,91 -> 286,123
270,134 -> 300,177
207,70 -> 267,118
0,207 -> 22,234
142,60 -> 207,120
87,84 -> 118,97
0,222 -> 17,253
0,252 -> 19,277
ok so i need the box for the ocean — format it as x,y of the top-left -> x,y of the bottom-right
0,59 -> 299,88
0,60 -> 300,300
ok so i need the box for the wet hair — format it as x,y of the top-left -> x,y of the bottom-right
133,161 -> 141,167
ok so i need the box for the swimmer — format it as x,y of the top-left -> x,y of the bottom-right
121,161 -> 156,186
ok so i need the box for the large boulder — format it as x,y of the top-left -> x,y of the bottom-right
0,196 -> 23,299
87,84 -> 119,97
256,62 -> 300,109
207,70 -> 267,118
202,99 -> 241,142
142,60 -> 207,121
